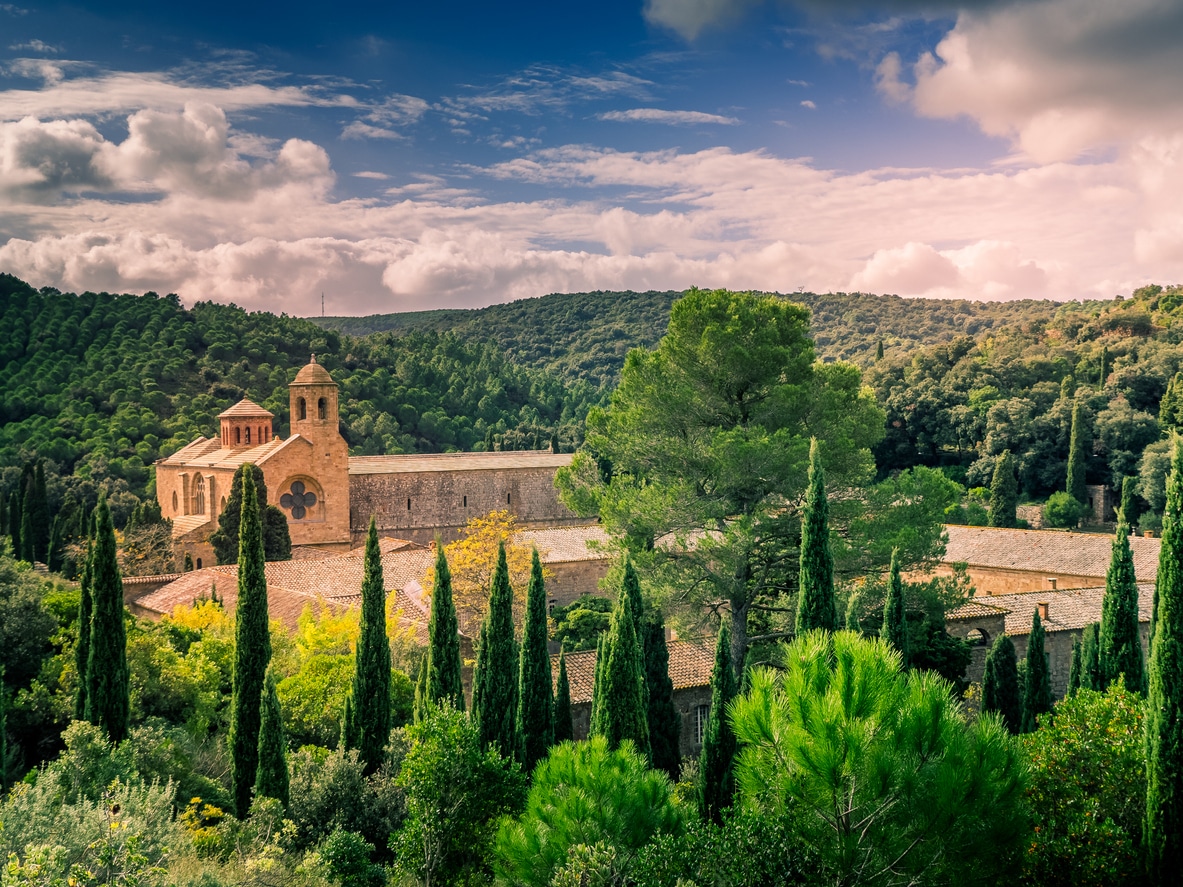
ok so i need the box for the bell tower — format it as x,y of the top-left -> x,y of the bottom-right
290,354 -> 339,439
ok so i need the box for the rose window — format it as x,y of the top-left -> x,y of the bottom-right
280,481 -> 317,520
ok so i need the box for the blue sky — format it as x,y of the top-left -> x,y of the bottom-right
1,0 -> 1181,313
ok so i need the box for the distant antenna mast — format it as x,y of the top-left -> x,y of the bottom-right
321,292 -> 325,317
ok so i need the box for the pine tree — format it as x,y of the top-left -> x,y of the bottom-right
471,541 -> 520,759
642,613 -> 682,781
74,527 -> 94,720
517,549 -> 554,772
84,499 -> 129,743
348,518 -> 391,774
796,438 -> 837,633
1067,399 -> 1088,508
1067,634 -> 1083,696
1145,437 -> 1183,880
698,618 -> 738,824
229,467 -> 272,817
988,450 -> 1019,528
981,634 -> 1022,734
1081,622 -> 1102,691
881,548 -> 908,663
553,647 -> 573,744
590,582 -> 650,756
422,544 -> 464,714
1099,521 -> 1146,692
1021,610 -> 1053,733
255,667 -> 290,808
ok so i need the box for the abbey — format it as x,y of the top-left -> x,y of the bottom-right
156,356 -> 579,565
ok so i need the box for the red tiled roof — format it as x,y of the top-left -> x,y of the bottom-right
519,525 -> 611,562
943,525 -> 1160,582
948,583 -> 1154,635
552,638 -> 715,704
217,398 -> 273,419
348,451 -> 573,475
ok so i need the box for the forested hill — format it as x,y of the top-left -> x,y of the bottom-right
314,289 -> 1080,388
0,274 -> 594,515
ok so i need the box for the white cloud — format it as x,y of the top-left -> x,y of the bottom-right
800,100 -> 816,110
353,170 -> 389,180
9,39 -> 60,53
0,116 -> 114,199
598,108 -> 740,125
643,0 -> 764,40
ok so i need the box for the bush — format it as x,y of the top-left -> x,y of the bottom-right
318,829 -> 385,887
287,745 -> 404,855
1044,492 -> 1087,528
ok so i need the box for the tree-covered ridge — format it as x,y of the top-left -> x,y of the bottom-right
0,274 -> 595,507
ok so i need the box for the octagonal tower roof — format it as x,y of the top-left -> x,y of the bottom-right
293,354 -> 334,385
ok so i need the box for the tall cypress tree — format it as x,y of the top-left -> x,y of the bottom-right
553,647 -> 573,744
622,555 -> 644,628
1021,610 -> 1053,733
698,618 -> 738,824
1,665 -> 8,794
229,466 -> 272,817
1081,622 -> 1102,691
1067,399 -> 1088,507
7,490 -> 18,557
1099,521 -> 1146,692
643,613 -> 682,780
471,541 -> 520,759
590,582 -> 650,756
881,548 -> 908,664
796,438 -> 837,633
988,450 -> 1019,528
74,525 -> 95,720
589,630 -> 607,728
18,506 -> 33,563
517,549 -> 554,772
255,666 -> 290,808
29,462 -> 49,564
47,515 -> 65,574
210,464 -> 291,565
84,499 -> 129,743
981,634 -> 1022,735
1145,437 -> 1183,880
423,543 -> 464,713
1120,475 -> 1138,526
1067,635 -> 1083,696
349,518 -> 391,775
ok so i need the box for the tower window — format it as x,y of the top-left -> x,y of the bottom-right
507,492 -> 512,505
318,398 -> 327,420
235,427 -> 241,445
172,491 -> 178,512
245,427 -> 251,444
298,397 -> 307,421
194,475 -> 206,515
407,498 -> 412,511
196,558 -> 203,569
463,495 -> 467,507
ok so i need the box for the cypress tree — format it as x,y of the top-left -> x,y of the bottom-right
553,647 -> 573,744
589,630 -> 607,728
698,618 -> 738,824
1021,610 -> 1053,733
1067,399 -> 1088,508
1120,475 -> 1137,526
981,634 -> 1022,734
1,666 -> 8,794
255,667 -> 290,808
875,339 -> 884,361
210,464 -> 291,565
1081,622 -> 1102,691
643,613 -> 682,780
84,499 -> 129,743
988,450 -> 1019,528
1145,437 -> 1183,880
471,541 -> 520,759
348,518 -> 391,774
623,555 -> 644,628
845,589 -> 862,632
229,467 -> 272,817
881,548 -> 908,663
7,490 -> 19,558
47,515 -> 65,574
517,549 -> 554,772
18,506 -> 33,563
30,462 -> 49,564
590,582 -> 650,756
340,692 -> 356,748
423,544 -> 464,713
412,662 -> 426,724
74,527 -> 95,720
1099,521 -> 1146,692
796,437 -> 838,633
1067,634 -> 1083,696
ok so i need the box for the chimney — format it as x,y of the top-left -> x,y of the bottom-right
1046,577 -> 1058,590
1038,601 -> 1049,621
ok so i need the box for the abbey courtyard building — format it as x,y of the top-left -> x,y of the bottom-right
156,357 -> 580,565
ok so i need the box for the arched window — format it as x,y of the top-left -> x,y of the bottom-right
196,557 -> 203,569
194,475 -> 206,515
220,497 -> 226,513
298,397 -> 307,420
245,427 -> 251,444
235,427 -> 241,445
172,491 -> 178,513
507,492 -> 512,505
965,628 -> 990,647
318,397 -> 327,420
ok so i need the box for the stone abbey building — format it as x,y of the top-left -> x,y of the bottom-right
156,357 -> 580,565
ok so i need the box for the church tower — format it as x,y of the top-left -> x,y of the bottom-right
290,354 -> 339,438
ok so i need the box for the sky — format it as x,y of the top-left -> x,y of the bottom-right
0,0 -> 1181,315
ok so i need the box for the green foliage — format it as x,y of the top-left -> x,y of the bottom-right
1120,474 -> 1139,525
349,519 -> 391,774
1099,522 -> 1146,692
982,635 -> 1023,734
553,649 -> 573,745
880,549 -> 908,661
1068,634 -> 1083,696
797,438 -> 838,634
1021,685 -> 1146,887
1145,437 -> 1183,880
255,667 -> 289,809
641,612 -> 681,782
318,829 -> 385,887
549,593 -> 611,651
422,544 -> 464,714
84,499 -> 129,744
393,705 -> 524,887
1044,491 -> 1087,528
471,541 -> 520,760
209,464 -> 291,565
731,631 -> 1028,887
0,556 -> 56,692
590,583 -> 649,757
1081,622 -> 1103,691
698,618 -> 738,824
1068,399 -> 1089,505
229,467 -> 271,817
989,449 -> 1019,527
516,549 -> 553,773
1022,610 -> 1054,734
492,736 -> 684,887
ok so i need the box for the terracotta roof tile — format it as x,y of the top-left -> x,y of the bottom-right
552,639 -> 714,704
348,451 -> 574,475
519,525 -> 612,562
293,358 -> 335,385
943,525 -> 1160,582
171,515 -> 213,538
160,435 -> 290,470
216,398 -> 274,419
948,583 -> 1154,635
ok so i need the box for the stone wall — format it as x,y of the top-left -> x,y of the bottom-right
350,467 -> 582,544
568,684 -> 714,760
546,559 -> 611,609
945,611 -> 1006,689
931,564 -> 1105,596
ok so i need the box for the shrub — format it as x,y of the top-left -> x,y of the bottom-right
1044,492 -> 1087,529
